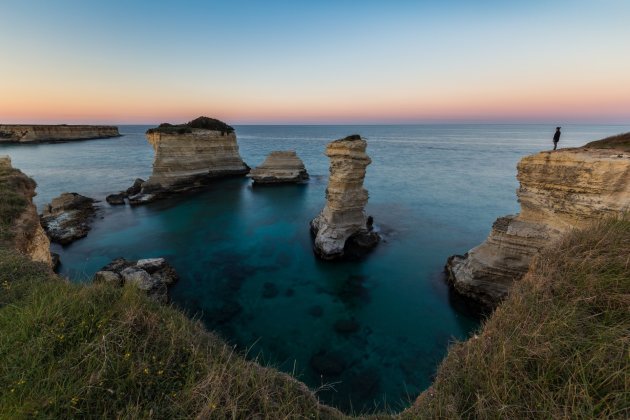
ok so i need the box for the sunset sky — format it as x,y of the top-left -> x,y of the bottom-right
1,0 -> 629,124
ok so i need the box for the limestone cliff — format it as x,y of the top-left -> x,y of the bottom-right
0,124 -> 120,143
447,141 -> 630,309
0,155 -> 52,266
310,135 -> 379,260
249,150 -> 309,184
131,117 -> 248,203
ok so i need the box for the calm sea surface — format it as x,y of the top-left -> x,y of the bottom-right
2,124 -> 628,412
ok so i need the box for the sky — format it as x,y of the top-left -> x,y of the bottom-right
1,0 -> 629,125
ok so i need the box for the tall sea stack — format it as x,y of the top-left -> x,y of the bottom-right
131,117 -> 249,203
447,141 -> 630,310
310,135 -> 379,260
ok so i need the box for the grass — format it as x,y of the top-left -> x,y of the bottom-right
405,217 -> 630,419
0,164 -> 35,245
584,132 -> 630,152
0,248 -> 341,419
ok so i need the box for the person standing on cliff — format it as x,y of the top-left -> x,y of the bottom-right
553,127 -> 561,150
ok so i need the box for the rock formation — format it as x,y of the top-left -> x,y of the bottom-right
447,142 -> 630,309
0,155 -> 52,266
105,178 -> 145,206
310,135 -> 379,259
249,151 -> 309,184
130,117 -> 249,204
40,193 -> 96,245
93,257 -> 179,303
0,124 -> 120,143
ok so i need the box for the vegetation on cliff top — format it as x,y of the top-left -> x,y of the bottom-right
584,132 -> 630,152
0,163 -> 34,245
146,116 -> 235,135
405,217 -> 630,419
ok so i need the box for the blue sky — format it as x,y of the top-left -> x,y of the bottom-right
1,0 -> 629,123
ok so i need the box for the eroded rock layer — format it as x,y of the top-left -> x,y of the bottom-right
310,135 -> 379,259
131,118 -> 248,203
0,125 -> 120,143
0,155 -> 52,266
447,146 -> 630,309
40,193 -> 96,245
249,150 -> 309,184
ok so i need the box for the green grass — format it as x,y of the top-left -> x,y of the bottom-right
0,248 -> 341,419
405,217 -> 630,419
0,165 -> 35,245
584,132 -> 630,152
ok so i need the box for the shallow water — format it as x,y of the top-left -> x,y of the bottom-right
2,124 -> 628,412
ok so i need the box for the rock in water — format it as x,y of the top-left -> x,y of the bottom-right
40,192 -> 96,245
92,257 -> 179,303
249,150 -> 309,184
447,146 -> 630,310
310,135 -> 380,259
130,116 -> 249,203
106,193 -> 125,205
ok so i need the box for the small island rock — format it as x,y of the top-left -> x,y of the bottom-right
249,150 -> 309,184
40,192 -> 96,245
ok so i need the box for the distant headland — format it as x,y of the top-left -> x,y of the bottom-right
0,124 -> 120,143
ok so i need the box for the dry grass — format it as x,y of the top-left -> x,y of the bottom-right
405,217 -> 630,419
584,132 -> 630,152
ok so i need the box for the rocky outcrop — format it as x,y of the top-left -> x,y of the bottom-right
129,117 -> 248,204
310,135 -> 379,260
105,178 -> 145,206
40,193 -> 96,245
0,155 -> 52,266
447,144 -> 630,309
93,257 -> 179,303
0,125 -> 120,143
249,151 -> 309,184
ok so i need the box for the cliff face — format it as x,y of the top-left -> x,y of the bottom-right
310,135 -> 379,259
447,146 -> 630,309
132,127 -> 248,203
0,125 -> 120,143
249,150 -> 309,184
0,156 -> 52,266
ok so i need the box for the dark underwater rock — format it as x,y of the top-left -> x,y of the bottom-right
310,350 -> 347,377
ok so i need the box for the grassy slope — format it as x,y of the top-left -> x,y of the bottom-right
405,218 -> 630,419
0,250 -> 341,419
584,132 -> 630,152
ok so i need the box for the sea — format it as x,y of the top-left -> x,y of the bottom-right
2,124 -> 628,413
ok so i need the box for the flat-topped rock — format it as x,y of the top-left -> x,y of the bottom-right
129,117 -> 249,204
0,124 -> 120,143
249,150 -> 309,184
40,192 -> 96,245
310,135 -> 380,260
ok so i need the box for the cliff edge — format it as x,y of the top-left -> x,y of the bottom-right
446,134 -> 630,309
0,156 -> 51,266
0,124 -> 120,143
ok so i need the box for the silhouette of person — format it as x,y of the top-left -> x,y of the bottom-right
553,127 -> 561,150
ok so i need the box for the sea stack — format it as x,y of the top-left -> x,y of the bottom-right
130,117 -> 249,203
40,193 -> 97,245
0,124 -> 120,143
447,140 -> 630,310
310,135 -> 379,260
249,150 -> 309,184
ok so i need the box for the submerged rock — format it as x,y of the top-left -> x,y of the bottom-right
310,350 -> 347,377
334,318 -> 360,335
130,117 -> 249,204
249,150 -> 309,184
310,135 -> 380,259
105,193 -> 125,205
40,192 -> 96,245
447,146 -> 630,310
93,257 -> 179,303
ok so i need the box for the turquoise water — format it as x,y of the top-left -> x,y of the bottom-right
2,124 -> 628,412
